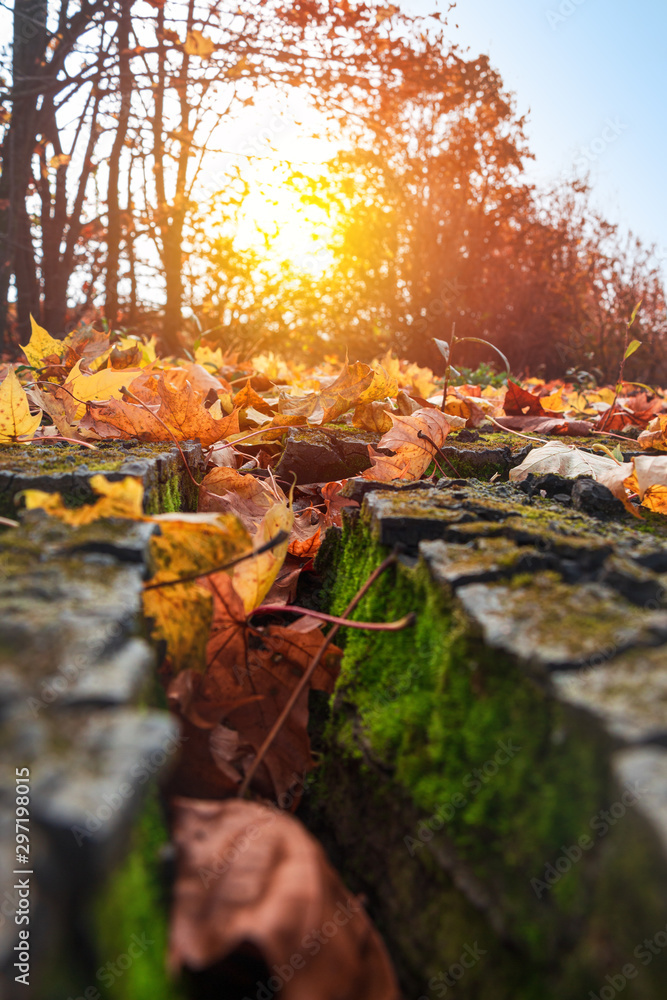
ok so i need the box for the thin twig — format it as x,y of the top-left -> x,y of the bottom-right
440,322 -> 456,413
238,551 -> 405,799
417,430 -> 461,477
250,604 -> 416,631
143,530 -> 290,590
31,434 -> 98,450
485,414 -> 549,444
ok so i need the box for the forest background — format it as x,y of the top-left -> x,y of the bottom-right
1,0 -> 666,384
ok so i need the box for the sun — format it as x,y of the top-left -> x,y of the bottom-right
229,108 -> 340,275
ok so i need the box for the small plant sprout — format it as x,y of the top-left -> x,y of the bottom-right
434,326 -> 511,412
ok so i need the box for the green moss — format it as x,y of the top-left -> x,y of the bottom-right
315,520 -> 609,951
94,790 -> 186,1000
325,526 -> 607,876
312,507 -> 667,994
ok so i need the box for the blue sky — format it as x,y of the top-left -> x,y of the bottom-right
405,0 -> 667,270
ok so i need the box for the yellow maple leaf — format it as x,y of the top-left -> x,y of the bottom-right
21,315 -> 67,370
356,365 -> 399,404
22,475 -> 144,524
540,387 -> 566,412
230,501 -> 293,613
144,513 -> 252,671
194,344 -> 224,372
0,369 -> 42,443
118,335 -> 157,365
64,359 -> 142,420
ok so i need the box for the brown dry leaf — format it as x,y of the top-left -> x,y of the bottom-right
287,507 -> 322,558
443,388 -> 489,427
352,401 -> 394,434
276,363 -> 375,426
638,415 -> 667,451
28,385 -> 81,439
169,797 -> 400,1000
363,407 -> 465,481
234,380 -> 275,415
263,556 -> 304,606
320,480 -> 358,527
0,369 -> 42,443
199,468 -> 277,528
81,375 -> 240,447
108,343 -> 143,369
395,390 -> 421,416
168,572 -> 340,799
320,361 -> 375,423
200,469 -> 311,560
494,415 -> 593,435
502,380 -> 545,416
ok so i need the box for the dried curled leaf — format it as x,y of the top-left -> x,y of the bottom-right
167,572 -> 340,799
363,407 -> 465,481
638,415 -> 667,452
169,797 -> 400,1000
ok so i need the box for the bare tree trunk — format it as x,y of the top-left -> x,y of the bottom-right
0,0 -> 48,349
105,0 -> 132,328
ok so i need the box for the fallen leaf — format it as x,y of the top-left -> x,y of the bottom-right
638,415 -> 667,451
494,416 -> 593,435
352,401 -> 394,434
21,316 -> 67,371
287,507 -> 322,558
0,369 -> 42,443
230,500 -> 294,613
363,407 -> 465,481
628,455 -> 667,514
509,441 -> 636,513
503,380 -> 544,416
169,798 -> 400,999
22,474 -> 143,522
355,364 -> 398,404
144,513 -> 253,673
168,572 -> 340,798
63,359 -> 142,420
81,375 -> 240,447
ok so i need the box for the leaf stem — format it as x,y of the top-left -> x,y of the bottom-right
250,604 -> 415,631
238,551 -> 404,799
416,430 -> 461,477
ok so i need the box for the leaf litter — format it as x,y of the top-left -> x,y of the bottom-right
9,318 -> 667,994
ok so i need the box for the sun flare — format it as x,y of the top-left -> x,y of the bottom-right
231,121 -> 339,275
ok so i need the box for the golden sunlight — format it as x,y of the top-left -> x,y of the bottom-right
232,122 -> 339,275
